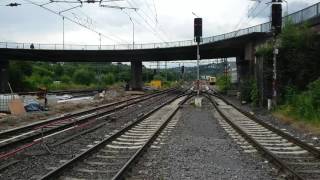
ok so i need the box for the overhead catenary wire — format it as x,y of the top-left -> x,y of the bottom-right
126,0 -> 169,43
233,1 -> 261,33
22,0 -> 126,44
54,0 -> 130,43
152,0 -> 158,23
61,2 -> 130,43
233,1 -> 270,37
119,5 -> 167,43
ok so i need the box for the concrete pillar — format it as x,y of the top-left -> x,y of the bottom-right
0,60 -> 9,93
244,42 -> 255,77
130,61 -> 143,91
236,55 -> 249,85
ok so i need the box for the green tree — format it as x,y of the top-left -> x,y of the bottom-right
73,68 -> 95,85
60,75 -> 71,83
53,63 -> 64,78
102,73 -> 115,85
216,75 -> 231,93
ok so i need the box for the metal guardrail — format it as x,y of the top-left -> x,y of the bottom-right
0,2 -> 319,50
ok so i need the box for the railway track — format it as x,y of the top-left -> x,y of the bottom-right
205,92 -> 320,180
39,94 -> 190,180
0,88 -> 177,160
17,88 -> 104,96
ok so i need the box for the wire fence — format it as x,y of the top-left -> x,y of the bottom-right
0,2 -> 319,50
0,94 -> 18,113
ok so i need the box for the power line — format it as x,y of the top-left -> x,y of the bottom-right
62,3 -> 130,43
233,2 -> 260,31
152,0 -> 158,23
233,1 -> 270,37
126,0 -> 169,42
120,6 -> 166,43
55,1 -> 131,43
22,0 -> 123,43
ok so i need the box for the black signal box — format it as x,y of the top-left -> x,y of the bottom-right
194,18 -> 202,43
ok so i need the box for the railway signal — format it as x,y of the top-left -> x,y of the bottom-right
193,15 -> 203,94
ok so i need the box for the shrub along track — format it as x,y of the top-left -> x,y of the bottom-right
0,89 -> 182,179
205,92 -> 320,180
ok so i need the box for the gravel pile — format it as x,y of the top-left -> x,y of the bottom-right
130,97 -> 277,179
223,95 -> 320,147
0,92 -> 180,179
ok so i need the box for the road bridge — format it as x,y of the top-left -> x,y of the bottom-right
1,2 -> 320,91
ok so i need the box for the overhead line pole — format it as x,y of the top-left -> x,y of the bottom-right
99,33 -> 101,49
62,16 -> 65,49
129,17 -> 134,50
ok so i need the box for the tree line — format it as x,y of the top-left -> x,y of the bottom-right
8,62 -> 181,92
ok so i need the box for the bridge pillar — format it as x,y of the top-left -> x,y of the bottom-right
130,61 -> 143,91
244,42 -> 255,76
236,56 -> 250,84
0,60 -> 9,93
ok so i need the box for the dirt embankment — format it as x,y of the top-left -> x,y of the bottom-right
0,87 -> 143,132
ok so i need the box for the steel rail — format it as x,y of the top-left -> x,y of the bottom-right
204,93 -> 304,180
16,88 -> 104,96
40,92 -> 189,180
111,94 -> 192,180
207,91 -> 320,158
0,89 -> 178,158
0,88 -> 175,138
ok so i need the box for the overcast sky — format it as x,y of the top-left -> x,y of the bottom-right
0,0 -> 318,46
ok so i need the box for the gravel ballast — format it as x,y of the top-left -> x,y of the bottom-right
0,92 -> 180,179
222,94 -> 320,147
130,97 -> 277,179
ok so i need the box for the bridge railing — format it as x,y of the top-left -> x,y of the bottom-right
0,2 -> 319,51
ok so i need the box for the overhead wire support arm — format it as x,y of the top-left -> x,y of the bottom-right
4,3 -> 21,7
22,0 -> 118,42
59,4 -> 82,14
99,0 -> 123,4
100,4 -> 137,10
49,0 -> 122,4
49,0 -> 82,3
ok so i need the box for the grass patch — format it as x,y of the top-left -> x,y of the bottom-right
274,78 -> 320,134
273,110 -> 320,135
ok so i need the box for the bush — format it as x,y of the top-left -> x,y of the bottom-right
60,75 -> 71,83
256,41 -> 273,57
250,80 -> 259,106
42,76 -> 53,86
277,78 -> 320,123
102,73 -> 115,85
73,68 -> 95,85
216,75 -> 231,93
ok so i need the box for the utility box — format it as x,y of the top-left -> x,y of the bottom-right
150,80 -> 162,89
